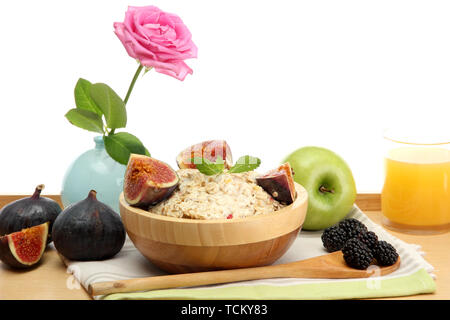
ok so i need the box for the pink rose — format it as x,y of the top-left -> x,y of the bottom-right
114,6 -> 197,81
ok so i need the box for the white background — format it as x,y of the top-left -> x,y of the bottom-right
0,0 -> 449,194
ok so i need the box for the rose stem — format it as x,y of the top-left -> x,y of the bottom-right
124,64 -> 144,106
109,64 -> 144,136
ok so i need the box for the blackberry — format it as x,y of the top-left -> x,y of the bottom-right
338,218 -> 368,240
321,226 -> 347,252
357,231 -> 378,250
373,241 -> 399,266
342,238 -> 374,269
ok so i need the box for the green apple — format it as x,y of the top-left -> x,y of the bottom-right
283,146 -> 356,230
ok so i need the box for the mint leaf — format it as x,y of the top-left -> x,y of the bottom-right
90,83 -> 127,130
65,108 -> 104,134
228,155 -> 261,173
213,156 -> 225,172
103,132 -> 147,165
193,155 -> 260,175
74,78 -> 102,116
192,156 -> 225,176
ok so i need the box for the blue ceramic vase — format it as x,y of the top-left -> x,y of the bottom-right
61,136 -> 126,213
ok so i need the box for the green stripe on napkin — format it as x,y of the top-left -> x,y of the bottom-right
101,268 -> 435,300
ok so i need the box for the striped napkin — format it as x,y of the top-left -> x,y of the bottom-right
62,205 -> 436,300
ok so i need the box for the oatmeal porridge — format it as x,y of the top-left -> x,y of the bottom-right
148,169 -> 286,219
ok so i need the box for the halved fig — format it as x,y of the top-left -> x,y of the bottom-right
176,140 -> 233,169
256,163 -> 297,205
124,154 -> 179,207
0,222 -> 49,268
0,184 -> 61,245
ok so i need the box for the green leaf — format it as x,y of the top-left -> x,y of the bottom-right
74,78 -> 102,116
144,147 -> 151,157
192,156 -> 225,176
65,108 -> 104,134
103,132 -> 147,165
228,155 -> 261,173
90,83 -> 127,130
214,156 -> 225,172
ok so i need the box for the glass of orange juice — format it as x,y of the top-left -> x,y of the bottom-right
381,128 -> 450,234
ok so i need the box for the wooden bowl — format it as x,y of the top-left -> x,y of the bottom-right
120,182 -> 308,274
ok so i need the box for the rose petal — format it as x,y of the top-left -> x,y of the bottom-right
153,61 -> 193,81
114,22 -> 141,60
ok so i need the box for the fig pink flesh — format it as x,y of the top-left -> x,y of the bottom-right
124,154 -> 179,207
8,223 -> 48,264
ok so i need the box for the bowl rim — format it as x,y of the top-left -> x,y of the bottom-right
119,182 -> 308,225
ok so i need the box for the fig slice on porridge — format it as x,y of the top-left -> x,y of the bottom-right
256,163 -> 297,205
176,140 -> 233,170
124,154 -> 179,208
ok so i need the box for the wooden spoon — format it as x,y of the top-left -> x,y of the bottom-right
88,251 -> 400,296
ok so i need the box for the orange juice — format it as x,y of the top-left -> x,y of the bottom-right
381,147 -> 450,233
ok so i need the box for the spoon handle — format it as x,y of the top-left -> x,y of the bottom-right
89,262 -> 289,296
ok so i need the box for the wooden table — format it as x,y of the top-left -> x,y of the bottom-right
0,194 -> 448,300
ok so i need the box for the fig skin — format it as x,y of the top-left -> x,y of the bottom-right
52,190 -> 126,261
0,185 -> 62,245
124,154 -> 179,208
0,222 -> 49,269
257,163 -> 297,205
176,140 -> 233,169
0,236 -> 20,268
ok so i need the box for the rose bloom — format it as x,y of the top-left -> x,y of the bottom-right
114,6 -> 197,81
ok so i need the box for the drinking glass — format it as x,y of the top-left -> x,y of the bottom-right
381,128 -> 450,234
